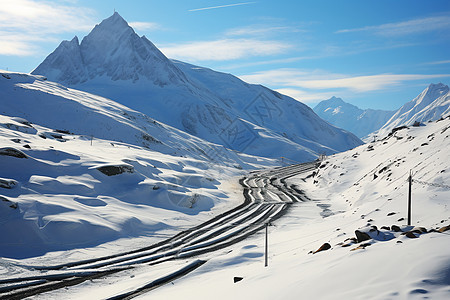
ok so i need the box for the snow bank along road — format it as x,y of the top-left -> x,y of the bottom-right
0,161 -> 318,299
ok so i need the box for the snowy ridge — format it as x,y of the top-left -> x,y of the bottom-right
32,13 -> 362,162
372,83 -> 450,140
313,96 -> 394,138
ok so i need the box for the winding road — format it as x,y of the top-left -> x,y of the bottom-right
0,161 -> 318,299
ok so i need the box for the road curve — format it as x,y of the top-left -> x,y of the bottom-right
0,161 -> 318,299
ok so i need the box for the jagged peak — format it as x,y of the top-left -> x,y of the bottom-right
428,82 -> 447,89
326,96 -> 345,104
81,12 -> 135,43
70,36 -> 79,44
101,12 -> 129,28
426,82 -> 449,94
412,82 -> 449,106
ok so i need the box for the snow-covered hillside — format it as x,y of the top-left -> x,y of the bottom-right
313,96 -> 394,138
371,83 -> 450,140
1,69 -> 449,298
148,117 -> 450,300
32,12 -> 362,162
0,70 -> 276,258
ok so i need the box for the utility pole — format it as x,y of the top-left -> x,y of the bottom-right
407,170 -> 412,225
265,222 -> 268,267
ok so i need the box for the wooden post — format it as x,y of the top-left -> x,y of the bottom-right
408,170 -> 412,225
265,223 -> 268,267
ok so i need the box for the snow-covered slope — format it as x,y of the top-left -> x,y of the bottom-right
149,117 -> 450,300
32,13 -> 362,162
372,83 -> 450,140
313,96 -> 394,138
1,70 -> 449,298
0,70 -> 276,258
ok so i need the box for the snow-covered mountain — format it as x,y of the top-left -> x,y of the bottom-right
371,83 -> 450,139
0,70 -> 276,258
32,12 -> 362,162
313,96 -> 394,138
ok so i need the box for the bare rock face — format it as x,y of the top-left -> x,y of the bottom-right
0,196 -> 18,209
233,277 -> 244,283
391,225 -> 402,232
438,225 -> 450,233
313,242 -> 331,254
0,147 -> 27,158
0,178 -> 17,189
96,164 -> 134,176
403,231 -> 418,238
355,230 -> 372,243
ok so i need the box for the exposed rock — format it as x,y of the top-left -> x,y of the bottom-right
387,212 -> 396,216
438,225 -> 450,233
381,226 -> 390,230
355,230 -> 371,243
313,242 -> 331,254
344,237 -> 357,243
403,231 -> 418,238
391,225 -> 402,232
54,129 -> 71,134
0,196 -> 18,209
0,147 -> 27,158
0,178 -> 17,189
233,277 -> 244,283
96,164 -> 134,176
412,227 -> 427,234
350,243 -> 372,251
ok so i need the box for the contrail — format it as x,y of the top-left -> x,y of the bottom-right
188,2 -> 256,12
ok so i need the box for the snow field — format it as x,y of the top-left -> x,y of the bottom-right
147,119 -> 450,300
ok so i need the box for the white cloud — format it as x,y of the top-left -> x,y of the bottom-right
225,25 -> 303,37
275,88 -> 336,103
0,0 -> 95,56
425,60 -> 450,65
129,22 -> 161,32
188,2 -> 256,12
336,15 -> 450,36
160,39 -> 291,62
296,74 -> 450,92
240,68 -> 450,100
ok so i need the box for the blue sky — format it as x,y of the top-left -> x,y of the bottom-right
1,0 -> 449,110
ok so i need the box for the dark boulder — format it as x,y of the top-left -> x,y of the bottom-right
233,277 -> 244,283
0,147 -> 27,158
96,164 -> 134,176
313,242 -> 331,254
438,225 -> 450,233
355,230 -> 371,243
391,225 -> 402,232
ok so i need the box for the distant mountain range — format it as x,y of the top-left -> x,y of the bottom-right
314,83 -> 450,140
313,97 -> 394,138
372,83 -> 450,139
32,12 -> 362,162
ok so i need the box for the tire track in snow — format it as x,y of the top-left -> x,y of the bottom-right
0,161 -> 318,299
